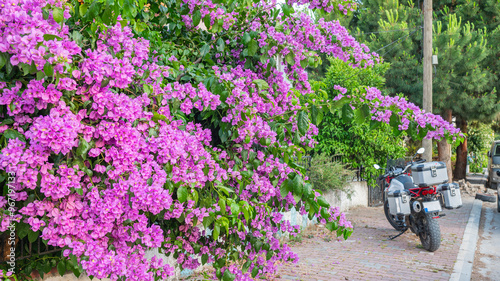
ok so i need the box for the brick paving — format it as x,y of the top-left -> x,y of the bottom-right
276,195 -> 475,281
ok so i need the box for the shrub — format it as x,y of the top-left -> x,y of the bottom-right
308,154 -> 354,197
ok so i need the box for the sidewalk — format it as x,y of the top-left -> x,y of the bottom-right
276,195 -> 476,281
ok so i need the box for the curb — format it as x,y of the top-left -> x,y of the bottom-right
449,199 -> 483,281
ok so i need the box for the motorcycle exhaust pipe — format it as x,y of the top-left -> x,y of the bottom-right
412,201 -> 422,213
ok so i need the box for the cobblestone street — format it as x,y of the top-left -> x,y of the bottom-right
276,196 -> 475,281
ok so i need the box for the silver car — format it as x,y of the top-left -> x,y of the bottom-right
487,140 -> 500,190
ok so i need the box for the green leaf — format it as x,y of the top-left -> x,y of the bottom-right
311,104 -> 319,125
282,4 -> 291,16
252,79 -> 269,91
36,71 -> 46,80
143,84 -> 153,94
266,250 -> 273,260
3,129 -> 26,142
343,228 -> 353,240
200,44 -> 210,57
297,111 -> 309,135
213,223 -> 220,240
230,202 -> 240,215
28,230 -> 39,243
57,260 -> 66,276
285,52 -> 294,65
76,138 -> 91,160
408,121 -> 418,140
248,39 -> 258,56
341,104 -> 354,123
203,215 -> 214,228
292,174 -> 303,195
369,119 -> 381,131
320,208 -> 330,219
152,112 -> 167,122
317,196 -> 330,208
242,206 -> 250,222
41,260 -> 52,274
316,109 -> 324,125
219,198 -> 226,214
177,186 -> 188,203
211,20 -> 219,33
102,8 -> 112,25
392,125 -> 403,137
201,254 -> 208,265
222,270 -> 236,281
218,185 -> 234,195
17,223 -> 30,239
192,10 -> 201,27
303,183 -> 312,198
79,4 -> 89,17
76,188 -> 83,195
325,221 -> 338,231
0,53 -> 8,69
180,4 -> 190,15
43,34 -> 63,41
254,240 -> 263,252
43,62 -> 54,77
389,113 -> 399,128
300,58 -> 308,69
251,266 -> 259,278
280,180 -> 291,198
354,104 -> 370,124
52,7 -> 64,23
0,118 -> 14,126
242,260 -> 252,273
417,125 -> 429,140
242,32 -> 251,45
216,38 -> 225,52
203,15 -> 211,30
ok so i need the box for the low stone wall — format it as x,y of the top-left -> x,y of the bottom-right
324,181 -> 368,212
278,181 -> 369,236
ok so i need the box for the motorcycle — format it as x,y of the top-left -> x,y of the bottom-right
374,148 -> 459,252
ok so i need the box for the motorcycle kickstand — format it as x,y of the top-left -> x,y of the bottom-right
388,227 -> 408,240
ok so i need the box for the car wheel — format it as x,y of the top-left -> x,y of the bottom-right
497,185 -> 500,213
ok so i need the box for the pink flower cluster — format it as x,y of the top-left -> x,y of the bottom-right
0,0 -> 460,280
333,86 -> 462,139
25,103 -> 84,155
287,0 -> 356,14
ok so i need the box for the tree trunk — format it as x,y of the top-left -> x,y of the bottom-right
454,118 -> 468,180
438,109 -> 453,181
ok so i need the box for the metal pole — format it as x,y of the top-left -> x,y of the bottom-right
422,0 -> 433,162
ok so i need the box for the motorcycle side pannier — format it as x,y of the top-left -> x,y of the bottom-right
387,190 -> 411,216
411,161 -> 448,187
439,183 -> 463,209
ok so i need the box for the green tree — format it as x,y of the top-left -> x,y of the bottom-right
314,57 -> 407,182
349,0 -> 500,179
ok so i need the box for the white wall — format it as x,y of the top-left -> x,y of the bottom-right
277,181 -> 369,239
323,181 -> 368,212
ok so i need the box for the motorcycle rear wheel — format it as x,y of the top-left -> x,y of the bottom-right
383,200 -> 406,231
418,213 -> 441,252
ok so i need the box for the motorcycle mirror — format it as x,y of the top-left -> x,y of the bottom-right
417,147 -> 425,154
373,164 -> 380,170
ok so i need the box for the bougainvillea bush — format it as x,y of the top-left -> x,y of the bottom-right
0,0 -> 461,280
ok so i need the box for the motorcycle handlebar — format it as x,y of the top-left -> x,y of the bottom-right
378,159 -> 428,181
